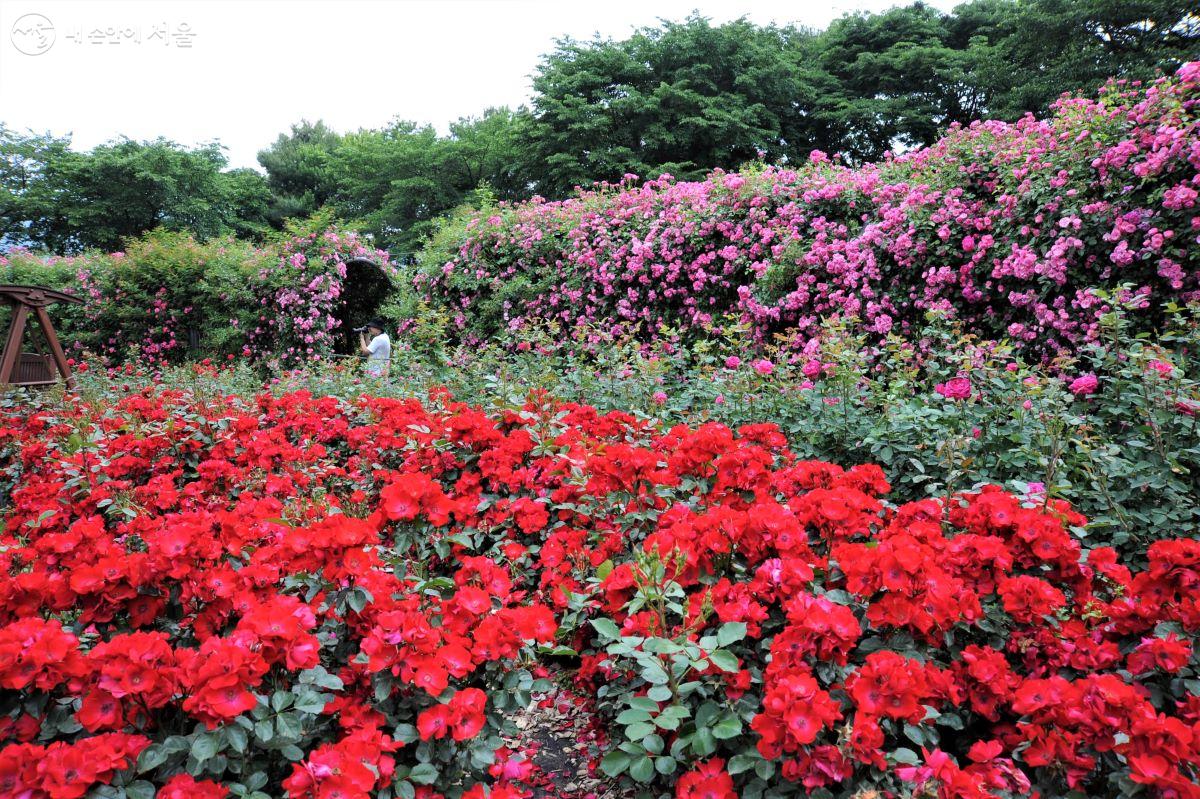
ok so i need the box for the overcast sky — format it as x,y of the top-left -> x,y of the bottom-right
1,0 -> 961,171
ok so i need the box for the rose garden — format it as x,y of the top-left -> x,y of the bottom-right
1,61 -> 1199,799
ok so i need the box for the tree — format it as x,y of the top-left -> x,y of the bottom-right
219,168 -> 275,242
325,121 -> 458,256
57,139 -> 235,252
0,129 -> 277,254
315,109 -> 532,255
446,107 -> 531,201
981,0 -> 1200,117
256,119 -> 342,225
524,15 -> 828,196
0,126 -> 75,250
812,3 -> 1012,160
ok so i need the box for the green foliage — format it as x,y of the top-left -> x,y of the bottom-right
0,128 -> 273,254
524,15 -> 824,194
255,119 -> 343,225
146,302 -> 1193,560
6,3 -> 1196,253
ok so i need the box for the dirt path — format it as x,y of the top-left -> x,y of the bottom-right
506,679 -> 633,799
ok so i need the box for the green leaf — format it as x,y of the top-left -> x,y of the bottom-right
692,728 -> 717,756
300,666 -> 344,691
629,755 -> 655,782
712,714 -> 742,740
254,719 -> 274,743
707,650 -> 740,672
655,755 -> 677,774
628,696 -> 660,712
225,725 -> 249,754
274,713 -> 302,741
716,622 -> 747,646
294,692 -> 330,714
271,691 -> 294,712
892,747 -> 921,765
616,709 -> 652,725
646,685 -> 673,702
727,753 -> 759,775
190,734 -> 219,763
600,750 -> 631,777
625,721 -> 656,740
409,763 -> 438,785
136,744 -> 170,773
903,723 -> 926,746
694,701 -> 720,728
640,661 -> 670,685
654,713 -> 681,731
592,618 -> 622,640
125,781 -> 155,799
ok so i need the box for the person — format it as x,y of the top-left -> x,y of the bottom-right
358,319 -> 391,378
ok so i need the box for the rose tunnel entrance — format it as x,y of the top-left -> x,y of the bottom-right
333,257 -> 394,356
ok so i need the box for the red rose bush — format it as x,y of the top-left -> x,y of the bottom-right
0,386 -> 1197,798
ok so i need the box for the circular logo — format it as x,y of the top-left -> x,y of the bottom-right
11,13 -> 55,56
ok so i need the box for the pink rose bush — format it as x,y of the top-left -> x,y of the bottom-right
420,63 -> 1200,358
1,226 -> 397,366
246,228 -> 398,366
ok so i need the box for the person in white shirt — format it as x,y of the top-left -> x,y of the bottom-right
357,319 -> 391,378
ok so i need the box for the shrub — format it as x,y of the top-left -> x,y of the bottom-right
1,385 -> 1197,798
0,221 -> 401,366
417,62 -> 1200,358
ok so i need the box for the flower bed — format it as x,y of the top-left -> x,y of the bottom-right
1,386 -> 1198,798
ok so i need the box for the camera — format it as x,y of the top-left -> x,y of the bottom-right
353,325 -> 368,332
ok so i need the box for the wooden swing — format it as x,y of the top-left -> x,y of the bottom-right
0,285 -> 82,389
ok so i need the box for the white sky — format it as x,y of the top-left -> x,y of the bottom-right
1,0 -> 961,171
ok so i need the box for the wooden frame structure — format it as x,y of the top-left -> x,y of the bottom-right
0,285 -> 82,389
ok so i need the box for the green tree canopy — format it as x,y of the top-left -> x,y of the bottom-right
255,119 -> 343,225
523,15 -> 828,196
5,1 -> 1197,255
0,128 -> 272,254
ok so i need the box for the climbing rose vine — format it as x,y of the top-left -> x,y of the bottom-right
420,62 -> 1200,357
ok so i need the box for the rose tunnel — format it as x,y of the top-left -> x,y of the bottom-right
333,256 -> 395,356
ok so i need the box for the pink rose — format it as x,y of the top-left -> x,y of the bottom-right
935,376 -> 972,400
1147,359 -> 1174,378
1069,373 -> 1099,396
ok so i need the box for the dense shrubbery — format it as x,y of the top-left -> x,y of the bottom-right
0,219 -> 398,366
6,64 -> 1200,373
2,383 -> 1198,798
92,299 -> 1198,562
416,63 -> 1200,357
0,389 -> 556,799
